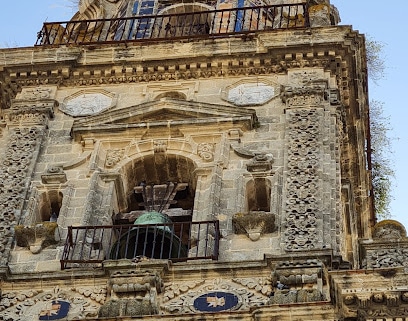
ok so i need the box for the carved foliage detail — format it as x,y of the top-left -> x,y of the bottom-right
363,248 -> 408,269
0,287 -> 107,321
161,279 -> 269,314
284,109 -> 322,251
0,127 -> 43,265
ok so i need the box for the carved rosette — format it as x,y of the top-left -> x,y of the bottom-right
283,108 -> 323,251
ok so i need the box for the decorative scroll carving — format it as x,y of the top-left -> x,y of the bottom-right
4,102 -> 55,126
0,286 -> 107,321
19,87 -> 53,100
14,222 -> 58,254
232,211 -> 275,241
161,279 -> 269,314
283,108 -> 323,251
372,220 -> 407,240
231,277 -> 273,296
105,149 -> 125,167
363,248 -> 408,269
281,83 -> 327,107
0,126 -> 44,265
197,143 -> 215,162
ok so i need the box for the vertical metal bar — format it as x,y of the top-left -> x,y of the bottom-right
159,223 -> 166,259
214,221 -> 220,260
151,225 -> 158,259
132,225 -> 140,258
204,222 -> 210,257
168,222 -> 175,259
304,3 -> 310,27
196,222 -> 201,258
178,222 -> 184,258
142,225 -> 149,257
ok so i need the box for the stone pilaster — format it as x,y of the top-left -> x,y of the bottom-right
0,87 -> 55,266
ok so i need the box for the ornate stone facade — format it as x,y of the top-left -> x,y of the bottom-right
0,0 -> 404,320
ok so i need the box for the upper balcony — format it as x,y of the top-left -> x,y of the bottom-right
34,2 -> 334,46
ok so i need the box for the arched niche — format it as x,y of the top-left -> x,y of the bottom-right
117,153 -> 197,221
38,190 -> 64,222
246,178 -> 271,212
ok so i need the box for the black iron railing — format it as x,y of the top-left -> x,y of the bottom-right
36,3 -> 309,45
60,220 -> 219,269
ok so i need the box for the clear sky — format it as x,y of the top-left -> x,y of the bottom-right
0,0 -> 407,228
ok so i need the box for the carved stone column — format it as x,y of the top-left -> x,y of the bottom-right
0,87 -> 55,267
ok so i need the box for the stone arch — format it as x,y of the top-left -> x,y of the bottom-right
154,91 -> 187,100
155,3 -> 214,37
118,152 -> 198,217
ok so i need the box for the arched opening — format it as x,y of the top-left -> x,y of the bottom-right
38,190 -> 63,222
155,3 -> 214,38
246,178 -> 271,212
154,91 -> 187,100
111,153 -> 197,260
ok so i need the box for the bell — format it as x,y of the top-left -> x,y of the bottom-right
110,211 -> 187,260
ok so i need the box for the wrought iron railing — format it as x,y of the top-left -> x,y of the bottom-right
60,220 -> 219,269
36,3 -> 309,45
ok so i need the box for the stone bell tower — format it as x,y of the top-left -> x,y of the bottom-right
0,0 -> 408,320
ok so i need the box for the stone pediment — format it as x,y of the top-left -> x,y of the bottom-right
72,98 -> 257,139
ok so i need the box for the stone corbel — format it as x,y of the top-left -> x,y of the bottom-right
232,211 -> 275,241
98,267 -> 165,318
246,154 -> 273,173
14,222 -> 58,254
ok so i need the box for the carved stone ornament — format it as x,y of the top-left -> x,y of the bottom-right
105,149 -> 125,168
0,286 -> 107,321
372,220 -> 407,240
98,269 -> 164,318
222,79 -> 279,106
281,82 -> 328,107
61,89 -> 117,117
362,247 -> 408,269
197,143 -> 215,162
16,86 -> 56,101
41,166 -> 67,184
161,278 -> 270,314
14,222 -> 58,254
283,108 -> 323,251
0,127 -> 44,266
232,211 -> 275,241
246,153 -> 273,172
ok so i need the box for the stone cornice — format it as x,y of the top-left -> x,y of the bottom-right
0,26 -> 365,107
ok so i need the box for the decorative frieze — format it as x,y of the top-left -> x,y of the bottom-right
0,286 -> 107,321
161,278 -> 270,314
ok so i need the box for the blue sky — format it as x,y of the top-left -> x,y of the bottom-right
0,0 -> 407,229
